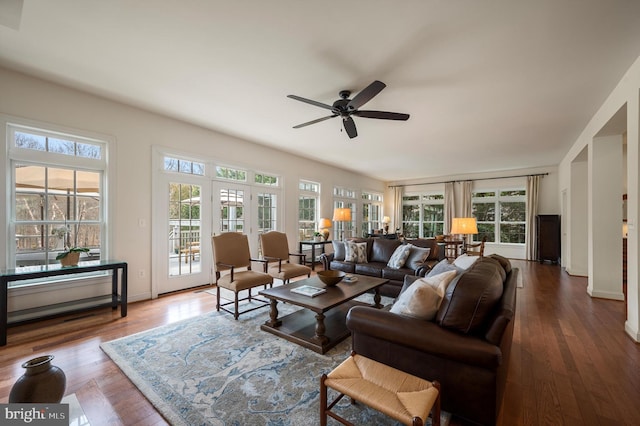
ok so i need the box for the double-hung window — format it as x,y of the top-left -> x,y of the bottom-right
402,192 -> 444,238
472,189 -> 526,243
8,124 -> 107,271
333,187 -> 357,239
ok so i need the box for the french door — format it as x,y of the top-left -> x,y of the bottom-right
212,182 -> 280,256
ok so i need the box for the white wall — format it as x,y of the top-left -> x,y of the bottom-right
385,165 -> 560,260
558,54 -> 640,342
0,67 -> 384,311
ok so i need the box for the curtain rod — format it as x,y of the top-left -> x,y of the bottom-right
387,172 -> 549,188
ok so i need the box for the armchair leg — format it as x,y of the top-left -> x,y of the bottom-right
234,292 -> 239,320
216,286 -> 221,312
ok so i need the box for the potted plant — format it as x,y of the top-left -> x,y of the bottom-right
54,217 -> 89,267
313,232 -> 323,242
56,247 -> 89,267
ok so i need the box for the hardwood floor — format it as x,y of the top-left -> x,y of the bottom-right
1,260 -> 639,425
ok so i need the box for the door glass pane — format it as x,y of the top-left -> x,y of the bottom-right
168,183 -> 201,276
219,188 -> 245,233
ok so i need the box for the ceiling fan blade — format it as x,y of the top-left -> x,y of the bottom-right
292,114 -> 338,129
287,94 -> 335,111
347,80 -> 386,110
353,110 -> 410,121
343,117 -> 358,139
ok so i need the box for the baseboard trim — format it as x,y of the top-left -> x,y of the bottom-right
587,288 -> 625,301
624,321 -> 640,343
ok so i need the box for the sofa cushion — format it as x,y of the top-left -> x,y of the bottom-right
390,270 -> 457,320
405,238 -> 439,260
488,253 -> 512,274
382,266 -> 412,282
453,253 -> 479,270
387,244 -> 411,269
332,241 -> 345,261
345,241 -> 368,263
427,259 -> 464,277
405,245 -> 431,270
330,260 -> 356,273
355,262 -> 384,277
436,260 -> 504,334
370,238 -> 402,263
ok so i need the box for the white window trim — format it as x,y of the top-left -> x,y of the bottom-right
1,114 -> 116,288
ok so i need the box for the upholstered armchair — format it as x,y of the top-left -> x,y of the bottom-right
259,231 -> 311,284
211,232 -> 273,319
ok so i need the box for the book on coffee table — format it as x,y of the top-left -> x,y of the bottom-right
290,285 -> 327,297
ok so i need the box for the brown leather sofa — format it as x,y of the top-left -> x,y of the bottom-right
319,237 -> 440,297
346,255 -> 518,425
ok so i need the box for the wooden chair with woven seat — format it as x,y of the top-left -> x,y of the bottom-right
211,232 -> 273,320
259,231 -> 311,285
465,235 -> 487,257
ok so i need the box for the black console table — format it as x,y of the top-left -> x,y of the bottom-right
299,240 -> 332,270
0,260 -> 127,346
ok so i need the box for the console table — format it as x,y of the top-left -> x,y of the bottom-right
0,260 -> 128,346
299,240 -> 332,270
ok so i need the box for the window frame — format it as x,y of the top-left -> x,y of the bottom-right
3,117 -> 114,283
472,188 -> 526,244
401,191 -> 444,238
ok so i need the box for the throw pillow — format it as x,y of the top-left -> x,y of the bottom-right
453,254 -> 479,270
390,270 -> 458,320
405,245 -> 431,270
332,241 -> 345,261
387,244 -> 412,269
345,241 -> 368,263
427,259 -> 464,277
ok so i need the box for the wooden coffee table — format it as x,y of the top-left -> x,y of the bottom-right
259,275 -> 388,354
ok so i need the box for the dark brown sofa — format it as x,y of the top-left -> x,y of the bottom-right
346,255 -> 518,425
319,237 -> 440,298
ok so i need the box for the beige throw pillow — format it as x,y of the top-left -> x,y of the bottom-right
345,241 -> 368,263
390,270 -> 458,320
387,244 -> 412,269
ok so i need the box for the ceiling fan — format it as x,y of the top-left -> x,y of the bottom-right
287,80 -> 410,139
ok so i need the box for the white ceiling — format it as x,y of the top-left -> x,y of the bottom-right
1,0 -> 639,181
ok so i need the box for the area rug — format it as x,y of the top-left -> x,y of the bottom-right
101,295 -> 449,425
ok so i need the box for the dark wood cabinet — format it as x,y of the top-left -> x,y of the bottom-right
536,215 -> 560,264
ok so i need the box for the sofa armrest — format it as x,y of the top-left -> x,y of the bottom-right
346,306 -> 502,369
319,252 -> 334,270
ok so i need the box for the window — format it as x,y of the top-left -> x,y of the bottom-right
298,180 -> 319,241
402,193 -> 444,238
164,156 -> 204,175
334,187 -> 357,239
362,192 -> 383,235
472,189 -> 526,243
254,172 -> 279,186
216,166 -> 246,181
9,124 -> 107,270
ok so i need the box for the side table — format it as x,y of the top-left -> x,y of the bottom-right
298,240 -> 332,270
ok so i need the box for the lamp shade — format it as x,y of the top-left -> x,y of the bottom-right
382,216 -> 391,224
318,218 -> 332,229
451,217 -> 478,235
332,208 -> 352,222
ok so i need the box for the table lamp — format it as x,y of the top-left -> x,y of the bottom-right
332,208 -> 352,240
450,217 -> 478,250
382,216 -> 391,234
318,217 -> 332,240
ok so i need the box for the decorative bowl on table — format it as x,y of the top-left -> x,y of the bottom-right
316,270 -> 345,286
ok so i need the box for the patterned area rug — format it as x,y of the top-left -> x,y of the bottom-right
101,294 -> 450,425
